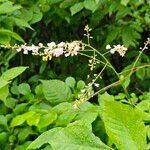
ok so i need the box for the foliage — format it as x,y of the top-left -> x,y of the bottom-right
0,0 -> 150,150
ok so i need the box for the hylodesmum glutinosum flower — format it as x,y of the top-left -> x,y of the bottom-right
106,44 -> 128,57
15,41 -> 82,61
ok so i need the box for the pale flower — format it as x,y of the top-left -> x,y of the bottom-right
57,42 -> 65,48
53,47 -> 64,57
47,42 -> 56,49
106,44 -> 111,49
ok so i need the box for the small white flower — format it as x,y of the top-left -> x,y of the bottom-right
53,48 -> 64,57
110,48 -> 116,54
23,50 -> 28,54
57,42 -> 65,48
94,83 -> 99,87
47,42 -> 56,49
106,44 -> 111,49
16,48 -> 21,52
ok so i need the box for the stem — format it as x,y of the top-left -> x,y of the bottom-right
83,43 -> 130,100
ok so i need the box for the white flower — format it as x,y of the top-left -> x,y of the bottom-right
53,48 -> 64,57
16,48 -> 22,52
110,48 -> 116,54
94,83 -> 99,87
23,50 -> 28,54
57,42 -> 65,48
109,44 -> 128,57
47,42 -> 56,49
106,44 -> 111,49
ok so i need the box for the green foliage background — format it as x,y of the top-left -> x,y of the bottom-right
0,0 -> 150,150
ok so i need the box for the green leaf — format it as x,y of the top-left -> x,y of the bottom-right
84,0 -> 98,12
18,83 -> 31,95
41,80 -> 72,105
11,111 -> 35,127
38,112 -> 57,129
0,1 -> 21,14
0,115 -> 7,127
98,92 -> 114,107
14,18 -> 33,30
136,68 -> 145,80
29,6 -> 43,24
77,80 -> 85,90
0,85 -> 9,101
65,76 -> 76,88
70,2 -> 84,16
102,101 -> 147,150
55,110 -> 76,126
0,29 -> 24,42
4,97 -> 15,108
0,66 -> 28,81
121,0 -> 130,6
28,121 -> 111,150
0,79 -> 9,89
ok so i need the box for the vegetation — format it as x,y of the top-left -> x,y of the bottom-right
0,0 -> 150,150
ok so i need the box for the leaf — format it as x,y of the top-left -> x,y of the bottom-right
70,2 -> 84,16
98,92 -> 114,107
77,80 -> 85,90
29,6 -> 43,24
4,97 -> 15,109
121,0 -> 130,6
41,80 -> 72,105
27,127 -> 63,149
0,115 -> 7,127
136,68 -> 145,80
28,121 -> 111,150
65,76 -> 76,88
0,85 -> 9,101
0,1 -> 21,14
0,79 -> 9,89
18,83 -> 31,95
0,29 -> 24,42
84,0 -> 98,12
0,66 -> 28,81
11,111 -> 35,127
38,112 -> 57,129
102,101 -> 147,150
14,18 -> 33,30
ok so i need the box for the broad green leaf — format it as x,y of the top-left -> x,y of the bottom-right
11,111 -> 35,127
27,127 -> 63,149
18,83 -> 31,95
0,85 -> 9,101
0,34 -> 11,44
0,79 -> 9,89
121,0 -> 130,6
102,101 -> 147,150
70,2 -> 84,16
38,112 -> 57,129
14,18 -> 33,30
27,113 -> 41,126
84,0 -> 98,12
29,6 -> 43,24
18,128 -> 32,142
4,97 -> 15,109
28,121 -> 111,150
77,80 -> 85,90
60,0 -> 74,8
0,115 -> 7,127
136,68 -> 145,80
55,110 -> 76,126
0,1 -> 21,14
0,66 -> 28,81
41,80 -> 72,105
0,29 -> 24,42
65,76 -> 76,88
98,92 -> 114,107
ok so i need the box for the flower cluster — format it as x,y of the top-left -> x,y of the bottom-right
106,44 -> 128,57
16,41 -> 81,61
72,85 -> 94,109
